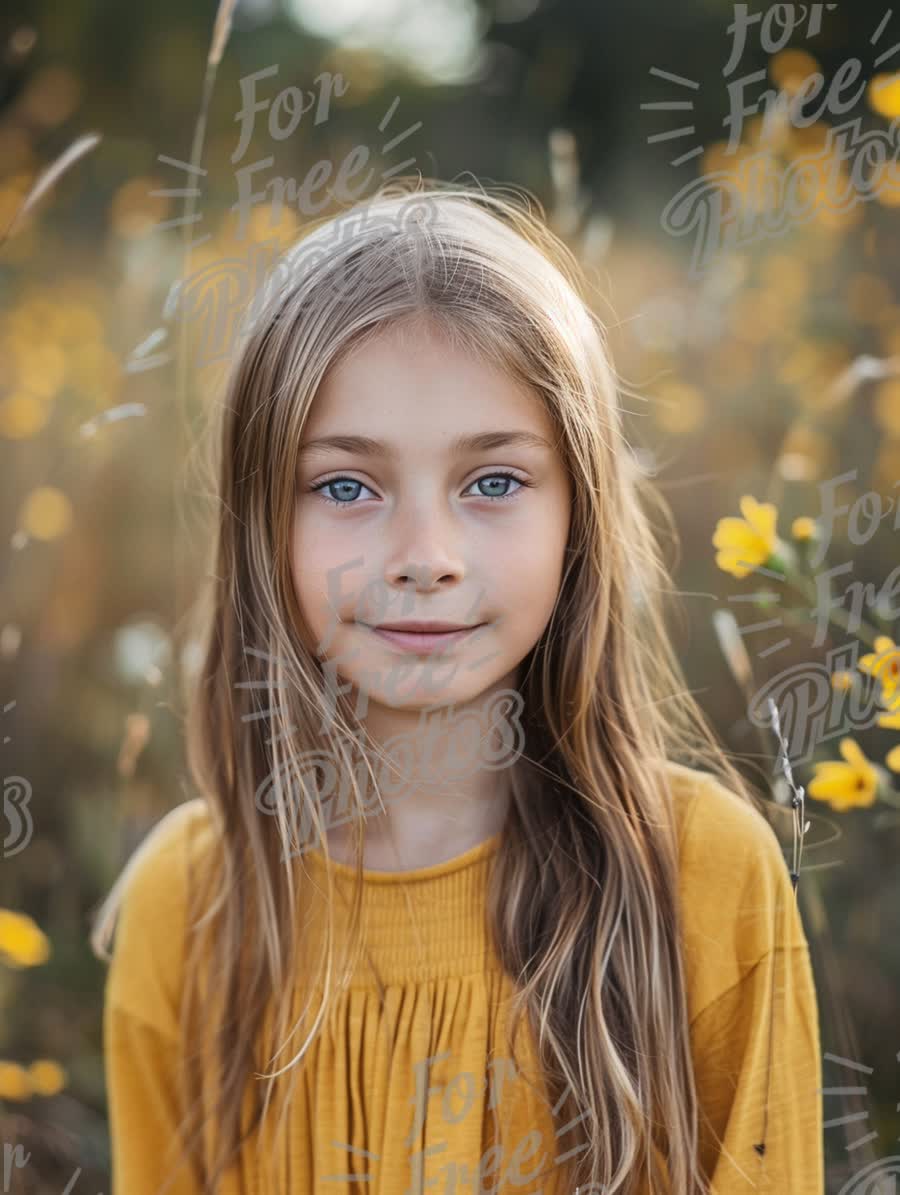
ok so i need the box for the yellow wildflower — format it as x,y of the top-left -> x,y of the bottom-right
870,72 -> 900,119
0,909 -> 51,968
0,1061 -> 30,1101
876,708 -> 900,730
858,635 -> 900,712
808,738 -> 880,811
712,495 -> 780,579
887,745 -> 900,772
27,1059 -> 67,1096
791,516 -> 817,540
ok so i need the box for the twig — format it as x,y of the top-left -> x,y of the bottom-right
767,696 -> 809,898
0,132 -> 101,247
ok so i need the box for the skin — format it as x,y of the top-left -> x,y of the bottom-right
291,317 -> 572,869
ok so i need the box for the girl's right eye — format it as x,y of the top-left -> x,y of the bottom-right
310,477 -> 377,507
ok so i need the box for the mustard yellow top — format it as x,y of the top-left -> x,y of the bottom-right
103,764 -> 824,1194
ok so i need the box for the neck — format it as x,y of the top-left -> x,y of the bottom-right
324,670 -> 521,869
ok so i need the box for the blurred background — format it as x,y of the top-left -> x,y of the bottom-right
1,0 -> 899,1190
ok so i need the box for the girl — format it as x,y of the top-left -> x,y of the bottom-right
93,178 -> 823,1195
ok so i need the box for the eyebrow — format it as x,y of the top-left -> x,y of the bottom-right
297,430 -> 557,459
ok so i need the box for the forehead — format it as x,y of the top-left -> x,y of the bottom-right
302,321 -> 558,448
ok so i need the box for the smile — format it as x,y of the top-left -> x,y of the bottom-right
363,624 -> 486,655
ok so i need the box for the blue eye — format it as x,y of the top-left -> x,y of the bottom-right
465,472 -> 527,500
311,477 -> 375,506
310,471 -> 531,508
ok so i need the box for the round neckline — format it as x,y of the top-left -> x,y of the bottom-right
303,829 -> 503,884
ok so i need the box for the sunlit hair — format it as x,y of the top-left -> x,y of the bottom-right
92,176 -> 765,1194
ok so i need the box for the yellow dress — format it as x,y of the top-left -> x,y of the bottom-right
103,764 -> 824,1193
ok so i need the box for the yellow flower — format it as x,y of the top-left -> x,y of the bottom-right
869,72 -> 900,119
791,515 -> 817,540
887,745 -> 900,773
18,485 -> 73,542
0,909 -> 51,968
712,495 -> 780,579
808,738 -> 880,811
0,1061 -> 31,1101
27,1059 -> 66,1096
876,708 -> 900,730
858,635 -> 900,712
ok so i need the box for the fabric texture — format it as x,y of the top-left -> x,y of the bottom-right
103,762 -> 824,1194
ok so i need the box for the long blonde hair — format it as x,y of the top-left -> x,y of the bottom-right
93,176 -> 764,1194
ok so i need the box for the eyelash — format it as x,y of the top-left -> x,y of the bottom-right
310,470 -> 533,508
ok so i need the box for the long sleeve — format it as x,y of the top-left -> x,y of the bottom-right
689,937 -> 824,1193
104,1003 -> 203,1195
102,801 -> 213,1195
688,927 -> 822,1190
669,764 -> 825,1194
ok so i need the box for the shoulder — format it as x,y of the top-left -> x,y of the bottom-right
661,761 -> 805,1022
104,799 -> 220,1039
662,759 -> 783,866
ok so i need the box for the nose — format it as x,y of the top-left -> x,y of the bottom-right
384,496 -> 465,593
390,561 -> 459,591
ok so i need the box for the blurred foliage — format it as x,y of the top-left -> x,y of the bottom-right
1,0 -> 899,1190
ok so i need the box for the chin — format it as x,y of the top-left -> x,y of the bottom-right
356,675 -> 477,711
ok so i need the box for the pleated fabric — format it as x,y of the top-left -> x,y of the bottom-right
266,835 -> 569,1194
104,764 -> 824,1194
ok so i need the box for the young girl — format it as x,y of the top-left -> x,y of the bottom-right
93,179 -> 823,1195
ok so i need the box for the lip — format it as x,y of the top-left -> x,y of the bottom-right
374,620 -> 475,633
363,621 -> 486,655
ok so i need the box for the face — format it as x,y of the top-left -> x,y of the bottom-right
291,318 -> 572,732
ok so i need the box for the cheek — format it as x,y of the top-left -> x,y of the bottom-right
489,500 -> 569,582
290,511 -> 359,645
487,514 -> 568,637
291,506 -> 403,663
513,553 -> 565,631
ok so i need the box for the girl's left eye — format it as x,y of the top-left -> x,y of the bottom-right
311,477 -> 376,506
310,471 -> 530,507
463,471 -> 529,501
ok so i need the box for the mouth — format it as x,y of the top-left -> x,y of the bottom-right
362,621 -> 487,655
